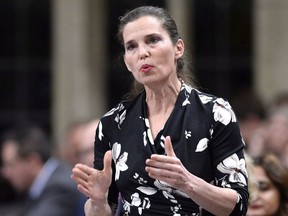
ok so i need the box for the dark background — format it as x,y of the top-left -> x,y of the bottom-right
0,0 -> 252,203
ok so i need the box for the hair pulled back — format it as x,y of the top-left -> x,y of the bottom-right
117,6 -> 196,98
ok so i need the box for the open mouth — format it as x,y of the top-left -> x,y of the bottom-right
140,64 -> 153,72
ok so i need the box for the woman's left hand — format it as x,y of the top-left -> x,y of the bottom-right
145,136 -> 192,191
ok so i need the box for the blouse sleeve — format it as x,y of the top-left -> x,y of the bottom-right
94,118 -> 120,211
208,98 -> 249,215
212,149 -> 249,215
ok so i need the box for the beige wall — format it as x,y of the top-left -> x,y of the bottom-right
51,0 -> 108,147
166,0 -> 194,49
254,0 -> 288,106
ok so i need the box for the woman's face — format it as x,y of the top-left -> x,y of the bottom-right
122,16 -> 184,88
247,165 -> 281,216
265,113 -> 288,154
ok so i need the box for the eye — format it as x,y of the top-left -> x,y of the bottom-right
258,182 -> 271,191
148,36 -> 160,44
125,43 -> 137,51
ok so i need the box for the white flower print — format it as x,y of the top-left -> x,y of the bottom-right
160,135 -> 165,149
137,186 -> 157,195
114,109 -> 126,129
199,94 -> 213,104
209,126 -> 214,138
170,204 -> 182,215
182,96 -> 190,106
140,197 -> 151,214
154,180 -> 189,198
143,131 -> 148,146
103,103 -> 124,117
181,82 -> 192,94
163,190 -> 177,203
219,177 -> 231,188
131,193 -> 141,207
217,153 -> 247,186
123,200 -> 131,213
112,142 -> 128,180
103,107 -> 118,117
181,83 -> 192,106
141,117 -> 154,146
123,193 -> 151,215
212,98 -> 236,125
144,118 -> 154,145
133,173 -> 147,185
97,121 -> 104,141
195,138 -> 209,152
184,130 -> 192,139
129,173 -> 190,215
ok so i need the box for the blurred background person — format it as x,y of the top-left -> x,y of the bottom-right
262,105 -> 288,167
76,118 -> 99,167
60,121 -> 88,166
60,118 -> 99,167
230,89 -> 267,157
245,152 -> 258,205
0,125 -> 79,216
273,92 -> 288,108
247,153 -> 288,216
61,118 -> 99,216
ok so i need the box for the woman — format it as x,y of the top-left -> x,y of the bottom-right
247,154 -> 288,216
71,6 -> 249,215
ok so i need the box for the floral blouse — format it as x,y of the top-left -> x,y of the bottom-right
94,83 -> 249,216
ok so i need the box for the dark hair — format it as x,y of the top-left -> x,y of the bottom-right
117,6 -> 196,98
253,154 -> 288,216
1,126 -> 51,163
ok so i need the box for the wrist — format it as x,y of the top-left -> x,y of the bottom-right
85,199 -> 112,216
90,197 -> 108,207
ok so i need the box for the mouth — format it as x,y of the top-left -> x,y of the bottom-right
248,204 -> 262,210
140,64 -> 153,73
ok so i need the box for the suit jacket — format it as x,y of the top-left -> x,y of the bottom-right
20,158 -> 79,216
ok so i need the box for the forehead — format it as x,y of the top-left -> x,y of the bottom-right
254,165 -> 270,181
2,141 -> 18,160
123,16 -> 166,42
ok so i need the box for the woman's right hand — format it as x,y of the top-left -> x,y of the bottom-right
71,150 -> 113,203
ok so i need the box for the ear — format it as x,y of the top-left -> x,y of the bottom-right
27,152 -> 42,165
175,39 -> 184,59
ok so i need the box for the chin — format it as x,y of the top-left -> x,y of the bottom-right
247,210 -> 265,216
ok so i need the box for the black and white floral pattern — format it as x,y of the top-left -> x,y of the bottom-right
94,82 -> 249,215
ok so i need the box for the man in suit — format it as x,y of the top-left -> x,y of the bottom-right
61,118 -> 99,216
0,125 -> 79,216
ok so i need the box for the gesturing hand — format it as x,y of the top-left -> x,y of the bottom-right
145,136 -> 191,191
71,150 -> 113,202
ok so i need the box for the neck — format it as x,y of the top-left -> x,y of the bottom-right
145,79 -> 181,115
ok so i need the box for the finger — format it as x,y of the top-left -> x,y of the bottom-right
71,169 -> 88,186
75,163 -> 95,176
103,150 -> 112,175
164,136 -> 176,157
77,184 -> 91,197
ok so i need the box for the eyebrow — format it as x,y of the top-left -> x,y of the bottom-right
124,33 -> 161,46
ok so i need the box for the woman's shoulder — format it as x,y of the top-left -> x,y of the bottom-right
183,84 -> 236,119
188,87 -> 237,126
182,83 -> 218,106
100,93 -> 143,123
186,84 -> 231,106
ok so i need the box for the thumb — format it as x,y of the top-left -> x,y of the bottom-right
164,136 -> 176,157
103,150 -> 112,175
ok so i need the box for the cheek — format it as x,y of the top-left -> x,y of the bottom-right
156,45 -> 176,60
124,55 -> 135,71
263,190 -> 281,213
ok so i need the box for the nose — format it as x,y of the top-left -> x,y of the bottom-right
249,188 -> 260,204
138,44 -> 150,60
